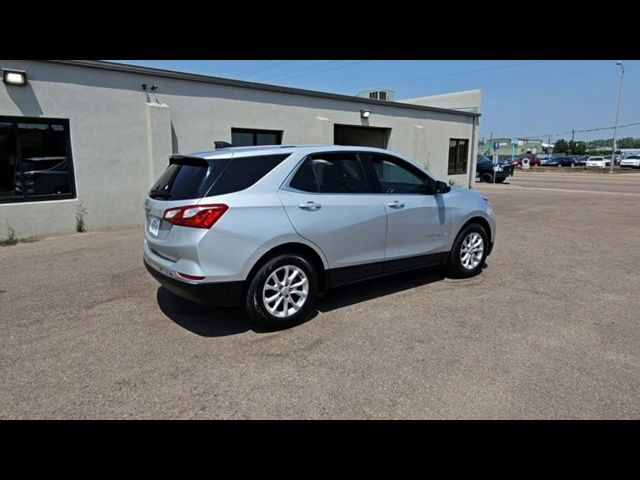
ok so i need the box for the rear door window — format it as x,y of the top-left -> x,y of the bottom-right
308,152 -> 369,194
289,158 -> 319,192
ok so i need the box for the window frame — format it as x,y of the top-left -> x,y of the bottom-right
230,127 -> 283,147
448,138 -> 470,175
283,151 -> 372,195
359,152 -> 436,195
0,115 -> 76,204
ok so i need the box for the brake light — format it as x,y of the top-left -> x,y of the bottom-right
163,204 -> 228,229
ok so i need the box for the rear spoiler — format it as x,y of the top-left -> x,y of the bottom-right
169,155 -> 209,167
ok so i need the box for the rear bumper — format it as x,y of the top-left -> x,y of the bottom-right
144,259 -> 244,308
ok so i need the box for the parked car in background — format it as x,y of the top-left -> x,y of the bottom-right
571,155 -> 587,166
144,145 -> 496,329
586,156 -> 610,168
511,156 -> 540,168
14,157 -> 72,196
543,156 -> 576,167
476,155 -> 514,183
620,155 -> 640,169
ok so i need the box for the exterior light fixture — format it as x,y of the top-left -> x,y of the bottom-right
2,69 -> 27,86
360,109 -> 371,119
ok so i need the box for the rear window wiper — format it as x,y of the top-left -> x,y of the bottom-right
149,188 -> 173,198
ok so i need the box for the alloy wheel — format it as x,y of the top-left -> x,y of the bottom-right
262,265 -> 309,318
460,232 -> 484,270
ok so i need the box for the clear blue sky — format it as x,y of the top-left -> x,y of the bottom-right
114,60 -> 639,142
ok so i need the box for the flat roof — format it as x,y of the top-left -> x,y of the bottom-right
45,60 -> 479,118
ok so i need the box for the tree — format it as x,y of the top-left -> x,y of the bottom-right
618,137 -> 640,149
571,142 -> 586,154
586,137 -> 640,149
567,140 -> 586,154
554,138 -> 568,153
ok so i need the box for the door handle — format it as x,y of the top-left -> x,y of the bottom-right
298,201 -> 322,211
387,201 -> 405,209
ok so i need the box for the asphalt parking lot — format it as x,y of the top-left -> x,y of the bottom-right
1,170 -> 639,419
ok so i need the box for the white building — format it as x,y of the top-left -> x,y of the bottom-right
1,60 -> 481,238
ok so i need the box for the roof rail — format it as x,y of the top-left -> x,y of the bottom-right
214,141 -> 233,149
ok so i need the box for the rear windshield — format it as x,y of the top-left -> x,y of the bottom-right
149,153 -> 289,200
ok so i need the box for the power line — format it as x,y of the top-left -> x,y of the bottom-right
259,60 -> 342,82
344,60 -> 548,91
268,60 -> 371,83
225,60 -> 287,78
516,121 -> 640,141
244,60 -> 289,79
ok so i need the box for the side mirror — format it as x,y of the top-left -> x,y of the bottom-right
434,180 -> 451,195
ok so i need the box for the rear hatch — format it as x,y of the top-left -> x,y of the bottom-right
145,155 -> 230,242
145,152 -> 291,261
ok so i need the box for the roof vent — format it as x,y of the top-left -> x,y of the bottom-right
357,89 -> 395,101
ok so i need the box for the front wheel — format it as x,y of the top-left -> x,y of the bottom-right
447,223 -> 489,278
244,254 -> 318,330
480,172 -> 494,183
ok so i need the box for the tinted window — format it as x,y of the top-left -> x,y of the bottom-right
289,158 -> 318,192
367,153 -> 432,194
231,131 -> 254,147
150,154 -> 288,200
150,159 -> 229,200
309,153 -> 368,194
0,116 -> 75,203
448,138 -> 469,175
208,154 -> 289,196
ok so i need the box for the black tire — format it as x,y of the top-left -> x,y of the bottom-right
244,254 -> 318,330
480,172 -> 493,183
446,223 -> 489,278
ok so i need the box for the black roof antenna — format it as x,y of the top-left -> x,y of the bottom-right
214,141 -> 233,149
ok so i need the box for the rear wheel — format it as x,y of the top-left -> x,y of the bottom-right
244,254 -> 318,330
447,223 -> 488,278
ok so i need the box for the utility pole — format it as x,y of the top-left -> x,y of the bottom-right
610,62 -> 625,174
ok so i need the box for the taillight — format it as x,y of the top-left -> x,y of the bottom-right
163,204 -> 228,229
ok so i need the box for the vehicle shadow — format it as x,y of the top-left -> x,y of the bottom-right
316,267 -> 445,313
157,266 -> 447,337
156,287 -> 269,336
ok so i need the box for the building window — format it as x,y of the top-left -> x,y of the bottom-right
369,92 -> 378,100
448,138 -> 469,175
378,91 -> 387,101
0,116 -> 76,204
231,128 -> 282,147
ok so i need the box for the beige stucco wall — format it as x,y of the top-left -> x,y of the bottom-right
0,60 -> 479,238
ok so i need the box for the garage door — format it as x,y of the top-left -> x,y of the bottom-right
334,125 -> 390,148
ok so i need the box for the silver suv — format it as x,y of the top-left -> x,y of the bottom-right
144,145 -> 496,329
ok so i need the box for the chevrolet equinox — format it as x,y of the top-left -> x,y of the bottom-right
144,145 -> 496,329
